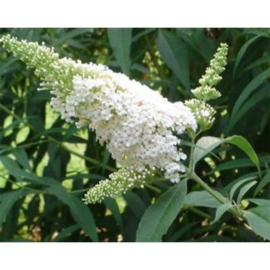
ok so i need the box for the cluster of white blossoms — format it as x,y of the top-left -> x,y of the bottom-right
52,70 -> 197,183
1,35 -> 202,203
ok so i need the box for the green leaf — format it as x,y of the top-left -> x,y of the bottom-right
229,67 -> 270,131
0,156 -> 59,185
193,136 -> 222,167
104,198 -> 123,230
107,28 -> 132,75
244,55 -> 270,72
244,205 -> 270,240
136,180 -> 187,242
12,148 -> 31,171
168,221 -> 199,242
213,202 -> 233,223
233,34 -> 262,76
214,158 -> 255,173
0,156 -> 21,172
192,136 -> 260,176
229,176 -> 257,201
46,184 -> 98,241
254,170 -> 270,196
0,190 -> 23,227
228,86 -> 269,132
132,28 -> 156,42
157,30 -> 189,89
52,29 -> 92,46
224,135 -> 261,176
123,191 -> 147,218
247,198 -> 270,206
236,181 -> 257,204
53,224 -> 80,242
183,190 -> 221,208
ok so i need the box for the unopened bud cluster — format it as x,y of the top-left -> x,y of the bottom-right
186,43 -> 228,131
83,167 -> 154,204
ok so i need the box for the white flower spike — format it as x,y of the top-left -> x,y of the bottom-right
1,35 -> 199,203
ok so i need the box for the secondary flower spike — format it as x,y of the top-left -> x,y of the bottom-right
1,35 -> 197,202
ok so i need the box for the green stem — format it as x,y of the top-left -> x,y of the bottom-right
144,183 -> 161,194
190,172 -> 227,204
190,172 -> 243,218
70,188 -> 90,194
188,134 -> 196,170
189,207 -> 211,220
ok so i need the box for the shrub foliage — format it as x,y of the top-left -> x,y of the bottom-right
0,28 -> 270,242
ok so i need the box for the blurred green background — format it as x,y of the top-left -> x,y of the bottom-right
0,28 -> 269,242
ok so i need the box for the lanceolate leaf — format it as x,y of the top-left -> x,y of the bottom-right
247,199 -> 270,206
193,136 -> 222,167
229,176 -> 257,201
229,67 -> 270,129
46,184 -> 98,241
53,224 -> 80,242
213,202 -> 233,223
108,28 -> 132,75
104,198 -> 123,230
183,190 -> 221,208
136,180 -> 187,242
0,190 -> 23,227
236,181 -> 257,204
244,205 -> 270,240
233,34 -> 262,76
192,136 -> 261,176
123,191 -> 147,218
157,30 -> 189,89
228,78 -> 270,132
12,148 -> 31,171
244,55 -> 270,72
254,170 -> 270,196
224,136 -> 261,177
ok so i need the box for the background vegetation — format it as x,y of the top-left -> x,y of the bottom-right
0,28 -> 269,242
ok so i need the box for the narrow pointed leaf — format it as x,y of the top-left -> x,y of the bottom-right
229,176 -> 257,201
124,191 -> 147,218
228,84 -> 269,132
183,190 -> 221,208
254,170 -> 270,196
229,67 -> 270,129
224,135 -> 261,176
233,34 -> 262,76
247,199 -> 270,206
244,205 -> 270,240
193,136 -> 222,167
53,225 -> 80,242
12,148 -> 31,171
136,180 -> 187,242
213,202 -> 233,223
236,181 -> 257,204
108,28 -> 132,75
46,184 -> 98,241
157,30 -> 189,89
104,198 -> 123,230
0,190 -> 23,227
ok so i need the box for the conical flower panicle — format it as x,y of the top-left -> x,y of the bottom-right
1,35 -> 199,203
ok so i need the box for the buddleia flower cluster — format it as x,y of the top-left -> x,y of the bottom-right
1,35 -> 198,203
185,43 -> 228,132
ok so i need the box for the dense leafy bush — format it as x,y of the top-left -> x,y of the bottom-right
0,28 -> 270,242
